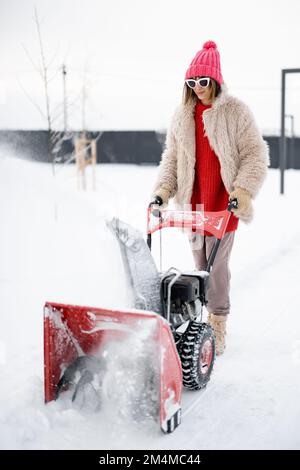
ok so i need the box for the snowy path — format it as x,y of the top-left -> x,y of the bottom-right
0,156 -> 299,450
163,231 -> 300,450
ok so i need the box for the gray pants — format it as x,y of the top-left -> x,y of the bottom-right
189,231 -> 236,316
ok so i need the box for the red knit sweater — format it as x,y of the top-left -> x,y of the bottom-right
191,100 -> 239,236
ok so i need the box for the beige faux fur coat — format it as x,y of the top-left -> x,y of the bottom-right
152,83 -> 270,223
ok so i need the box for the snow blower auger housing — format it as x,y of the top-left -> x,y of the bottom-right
44,199 -> 237,434
44,302 -> 182,433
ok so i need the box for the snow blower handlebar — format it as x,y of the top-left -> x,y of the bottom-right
147,198 -> 238,274
147,198 -> 238,251
204,198 -> 238,272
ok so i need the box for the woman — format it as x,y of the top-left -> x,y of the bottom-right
151,40 -> 269,355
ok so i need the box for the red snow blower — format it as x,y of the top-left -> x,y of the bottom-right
44,199 -> 237,433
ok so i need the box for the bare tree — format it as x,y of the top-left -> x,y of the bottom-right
21,6 -> 102,196
21,6 -> 72,176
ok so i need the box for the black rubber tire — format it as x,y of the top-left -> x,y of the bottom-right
177,321 -> 215,390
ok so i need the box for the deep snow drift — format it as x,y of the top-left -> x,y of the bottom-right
0,153 -> 300,450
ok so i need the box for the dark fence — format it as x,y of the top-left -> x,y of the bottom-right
0,130 -> 299,169
265,135 -> 300,169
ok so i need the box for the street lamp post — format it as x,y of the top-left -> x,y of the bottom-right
280,68 -> 300,194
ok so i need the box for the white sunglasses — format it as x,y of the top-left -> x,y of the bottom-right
185,77 -> 211,89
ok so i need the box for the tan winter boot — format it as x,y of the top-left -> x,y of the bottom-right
207,313 -> 227,356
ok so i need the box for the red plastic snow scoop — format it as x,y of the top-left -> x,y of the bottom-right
44,301 -> 182,433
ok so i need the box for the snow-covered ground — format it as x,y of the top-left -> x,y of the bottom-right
0,152 -> 300,450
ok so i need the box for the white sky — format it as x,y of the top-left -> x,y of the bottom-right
1,0 -> 300,133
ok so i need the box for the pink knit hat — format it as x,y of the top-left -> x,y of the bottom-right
185,40 -> 223,85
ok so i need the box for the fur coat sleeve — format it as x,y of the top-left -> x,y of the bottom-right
151,109 -> 178,207
232,101 -> 270,198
